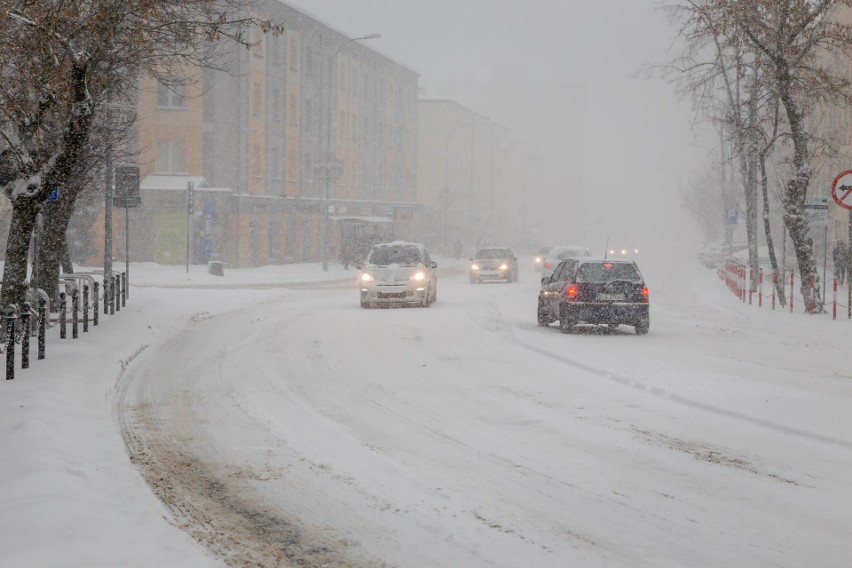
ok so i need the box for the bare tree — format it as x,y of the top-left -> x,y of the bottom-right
668,0 -> 852,312
0,0 -> 282,308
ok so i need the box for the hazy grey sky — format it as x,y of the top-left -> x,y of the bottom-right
287,0 -> 709,250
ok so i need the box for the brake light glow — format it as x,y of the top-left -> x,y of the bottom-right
603,262 -> 613,269
544,262 -> 552,269
642,286 -> 649,302
566,285 -> 577,299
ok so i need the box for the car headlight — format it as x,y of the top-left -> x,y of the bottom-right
412,271 -> 426,281
471,264 -> 480,271
499,263 -> 508,270
360,272 -> 374,282
534,257 -> 542,263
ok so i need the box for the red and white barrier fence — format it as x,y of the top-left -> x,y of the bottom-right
718,259 -> 848,318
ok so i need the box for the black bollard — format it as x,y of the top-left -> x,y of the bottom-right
5,305 -> 17,380
109,276 -> 115,315
83,285 -> 89,332
104,278 -> 109,315
20,302 -> 30,369
37,298 -> 46,360
115,274 -> 121,313
93,282 -> 99,326
72,289 -> 79,339
122,272 -> 127,306
59,292 -> 67,339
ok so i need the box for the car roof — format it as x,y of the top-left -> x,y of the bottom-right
546,246 -> 590,259
476,247 -> 513,252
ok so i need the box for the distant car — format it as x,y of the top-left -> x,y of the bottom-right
537,258 -> 650,335
533,246 -> 553,271
697,240 -> 747,268
606,246 -> 640,259
357,241 -> 438,308
540,245 -> 591,279
470,247 -> 519,283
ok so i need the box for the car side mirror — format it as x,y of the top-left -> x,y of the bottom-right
541,276 -> 551,285
431,261 -> 438,269
355,262 -> 362,270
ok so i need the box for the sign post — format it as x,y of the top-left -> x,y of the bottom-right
186,181 -> 194,274
114,166 -> 140,297
805,197 -> 829,292
830,170 -> 852,318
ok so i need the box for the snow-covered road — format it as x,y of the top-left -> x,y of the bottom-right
116,256 -> 852,567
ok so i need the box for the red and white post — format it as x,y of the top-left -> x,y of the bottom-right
833,276 -> 838,320
790,270 -> 795,313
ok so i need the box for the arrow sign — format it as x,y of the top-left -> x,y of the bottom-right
831,169 -> 852,210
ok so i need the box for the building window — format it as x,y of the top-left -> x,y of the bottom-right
157,80 -> 185,108
305,47 -> 314,77
155,140 -> 186,173
339,110 -> 347,139
289,37 -> 299,71
252,144 -> 261,177
305,100 -> 314,129
268,220 -> 280,263
272,88 -> 281,121
289,94 -> 298,127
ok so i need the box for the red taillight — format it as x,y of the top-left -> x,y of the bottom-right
642,286 -> 649,302
544,262 -> 552,269
566,285 -> 577,300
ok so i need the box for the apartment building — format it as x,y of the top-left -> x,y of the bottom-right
417,99 -> 516,255
98,1 -> 419,268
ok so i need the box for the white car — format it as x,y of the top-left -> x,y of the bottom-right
540,245 -> 591,279
358,241 -> 438,308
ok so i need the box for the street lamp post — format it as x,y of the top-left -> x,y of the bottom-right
321,33 -> 381,272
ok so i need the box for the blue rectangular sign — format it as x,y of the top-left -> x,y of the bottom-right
47,184 -> 59,202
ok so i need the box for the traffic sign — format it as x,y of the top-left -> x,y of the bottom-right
723,208 -> 738,225
47,184 -> 59,202
804,197 -> 828,226
114,166 -> 141,208
831,169 -> 852,209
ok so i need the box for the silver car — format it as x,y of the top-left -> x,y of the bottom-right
358,241 -> 438,308
540,245 -> 591,279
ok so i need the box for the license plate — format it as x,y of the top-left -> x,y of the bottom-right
597,293 -> 625,301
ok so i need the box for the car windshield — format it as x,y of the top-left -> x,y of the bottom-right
475,249 -> 510,259
575,262 -> 642,283
368,244 -> 423,266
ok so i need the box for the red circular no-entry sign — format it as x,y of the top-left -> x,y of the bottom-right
832,170 -> 852,210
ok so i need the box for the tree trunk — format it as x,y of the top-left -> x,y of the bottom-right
776,64 -> 822,313
0,196 -> 41,309
744,90 -> 760,292
38,195 -> 78,305
759,152 -> 785,305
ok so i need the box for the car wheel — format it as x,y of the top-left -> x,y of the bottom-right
559,306 -> 576,334
537,302 -> 551,327
634,318 -> 650,335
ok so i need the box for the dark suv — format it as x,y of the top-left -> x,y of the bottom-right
537,258 -> 649,334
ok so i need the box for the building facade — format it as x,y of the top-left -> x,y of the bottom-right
88,1 -> 419,268
417,99 -> 519,256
